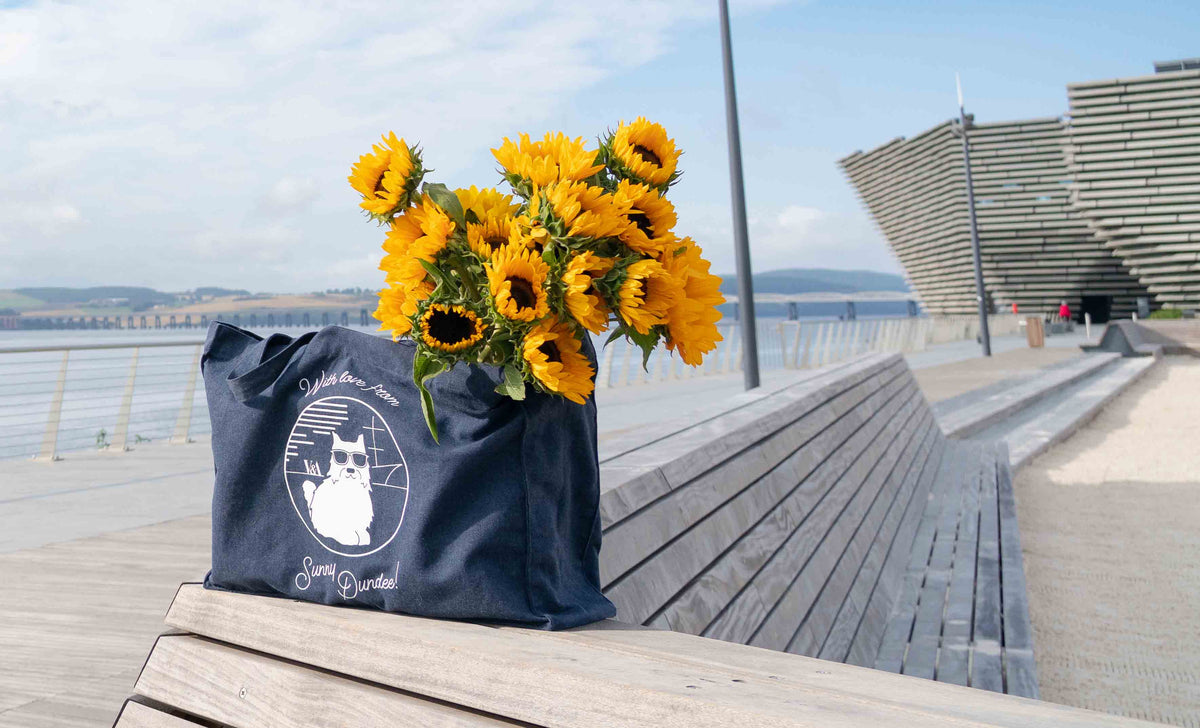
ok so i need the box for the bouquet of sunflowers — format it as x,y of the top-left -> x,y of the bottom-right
348,118 -> 725,441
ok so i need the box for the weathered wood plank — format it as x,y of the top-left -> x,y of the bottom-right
703,383 -> 922,644
163,585 -> 1154,728
639,373 -> 919,634
937,447 -> 983,687
113,701 -> 205,727
751,393 -> 928,651
847,437 -> 946,668
598,353 -> 894,464
600,362 -> 906,588
135,634 -> 515,727
792,413 -> 936,658
995,443 -> 1040,699
818,422 -> 940,663
603,372 -> 914,623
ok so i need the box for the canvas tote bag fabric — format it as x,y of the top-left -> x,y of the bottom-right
201,321 -> 614,630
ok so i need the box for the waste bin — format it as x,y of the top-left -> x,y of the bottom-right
1026,316 -> 1045,348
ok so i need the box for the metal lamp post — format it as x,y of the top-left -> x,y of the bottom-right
957,74 -> 992,357
719,0 -> 761,389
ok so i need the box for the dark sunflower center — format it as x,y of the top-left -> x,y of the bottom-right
628,212 -> 655,238
428,309 -> 475,344
373,172 -> 388,195
485,234 -> 507,250
633,144 -> 662,167
539,341 -> 562,363
508,277 -> 537,309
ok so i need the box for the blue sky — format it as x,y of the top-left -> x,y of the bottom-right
2,0 -> 1197,291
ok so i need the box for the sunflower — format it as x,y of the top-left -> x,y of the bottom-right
348,132 -> 424,218
616,258 -> 683,335
419,303 -> 486,353
492,132 -> 605,188
455,186 -> 519,222
382,196 -> 455,264
613,180 -> 677,256
374,279 -> 434,339
486,245 -> 550,322
562,252 -> 615,334
522,318 -> 595,404
466,211 -> 517,260
604,117 -> 680,188
660,237 -> 725,365
543,182 -> 631,240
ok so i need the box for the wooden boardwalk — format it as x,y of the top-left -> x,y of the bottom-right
0,515 -> 211,727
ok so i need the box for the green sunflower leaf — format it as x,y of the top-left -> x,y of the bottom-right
412,352 -> 447,443
495,364 -> 527,401
423,182 -> 467,229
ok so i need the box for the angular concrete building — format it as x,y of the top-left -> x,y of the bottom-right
841,61 -> 1200,319
1065,66 -> 1200,310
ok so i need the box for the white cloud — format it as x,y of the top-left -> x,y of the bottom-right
677,200 -> 901,276
0,0 -> 824,292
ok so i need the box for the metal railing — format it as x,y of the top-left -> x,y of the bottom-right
0,340 -> 208,461
1,314 -> 1025,460
593,314 -> 1025,387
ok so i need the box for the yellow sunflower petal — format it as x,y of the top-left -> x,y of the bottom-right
486,245 -> 550,322
522,318 -> 595,404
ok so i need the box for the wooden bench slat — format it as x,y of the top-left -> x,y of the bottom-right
845,436 -> 946,667
791,412 -> 937,657
135,634 -> 515,727
604,371 -> 915,624
599,361 -> 905,588
114,701 -> 205,728
818,420 -> 940,663
162,585 -> 1148,728
702,382 -> 923,644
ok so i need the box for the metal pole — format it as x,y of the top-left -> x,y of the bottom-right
957,73 -> 992,356
719,0 -> 760,389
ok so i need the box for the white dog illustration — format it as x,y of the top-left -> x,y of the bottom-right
302,432 -> 374,546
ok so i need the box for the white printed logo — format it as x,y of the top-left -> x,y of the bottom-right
284,396 -> 409,557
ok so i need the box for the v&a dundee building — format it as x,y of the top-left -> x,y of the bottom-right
840,59 -> 1200,321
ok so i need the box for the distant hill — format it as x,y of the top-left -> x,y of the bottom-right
14,286 -> 174,312
718,268 -> 909,295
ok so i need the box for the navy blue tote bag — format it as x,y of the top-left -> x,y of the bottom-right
200,321 -> 614,629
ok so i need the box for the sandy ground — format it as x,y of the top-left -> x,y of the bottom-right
1015,356 -> 1200,726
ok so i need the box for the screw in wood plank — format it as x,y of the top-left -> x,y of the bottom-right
239,687 -> 247,699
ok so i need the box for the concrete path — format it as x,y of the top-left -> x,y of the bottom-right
1014,357 -> 1200,726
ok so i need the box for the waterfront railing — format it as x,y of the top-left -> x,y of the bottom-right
0,314 -> 1022,460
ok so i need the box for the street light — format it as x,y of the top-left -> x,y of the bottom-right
956,73 -> 992,357
719,0 -> 761,389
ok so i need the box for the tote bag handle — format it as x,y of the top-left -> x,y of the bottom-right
227,331 -> 317,402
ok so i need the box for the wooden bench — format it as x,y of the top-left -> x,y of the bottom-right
115,584 -> 1155,727
119,351 -> 1062,725
594,352 -> 1036,696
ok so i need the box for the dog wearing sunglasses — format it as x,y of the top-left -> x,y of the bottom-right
302,432 -> 374,547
